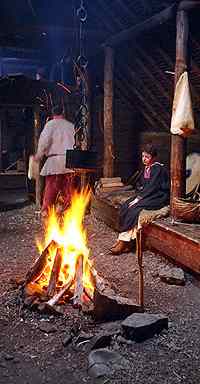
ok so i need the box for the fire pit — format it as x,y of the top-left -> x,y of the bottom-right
20,188 -> 142,320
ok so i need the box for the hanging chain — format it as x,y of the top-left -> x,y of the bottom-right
74,0 -> 89,150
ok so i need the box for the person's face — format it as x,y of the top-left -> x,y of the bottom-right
142,151 -> 153,166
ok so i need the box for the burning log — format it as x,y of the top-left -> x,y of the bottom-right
73,254 -> 84,307
24,240 -> 58,286
24,281 -> 46,298
38,278 -> 74,314
47,278 -> 74,306
47,247 -> 62,297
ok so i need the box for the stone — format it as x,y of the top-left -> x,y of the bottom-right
90,333 -> 115,350
4,354 -> 14,361
75,332 -> 94,343
99,321 -> 121,334
88,348 -> 122,378
38,323 -> 57,333
62,334 -> 73,347
159,266 -> 185,286
74,332 -> 94,352
93,287 -> 141,322
122,313 -> 168,342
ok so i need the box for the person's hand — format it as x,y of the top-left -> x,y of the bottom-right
128,197 -> 140,208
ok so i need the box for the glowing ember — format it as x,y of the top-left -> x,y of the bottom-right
33,187 -> 94,303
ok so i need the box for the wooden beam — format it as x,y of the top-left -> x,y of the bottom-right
178,1 -> 200,11
89,3 -> 113,34
96,0 -> 124,32
115,0 -> 137,23
134,56 -> 171,104
159,47 -> 200,106
103,46 -> 114,177
170,10 -> 189,215
136,46 -> 172,101
116,72 -> 155,127
127,75 -> 167,130
0,113 -> 2,170
102,3 -> 177,48
130,68 -> 170,130
115,78 -> 135,110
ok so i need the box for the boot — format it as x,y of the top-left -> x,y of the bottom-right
110,240 -> 132,255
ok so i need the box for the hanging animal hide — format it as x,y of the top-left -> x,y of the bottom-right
170,71 -> 194,137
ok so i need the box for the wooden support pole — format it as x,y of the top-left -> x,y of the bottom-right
103,46 -> 114,177
33,106 -> 43,209
170,10 -> 189,215
0,113 -> 2,170
136,229 -> 144,309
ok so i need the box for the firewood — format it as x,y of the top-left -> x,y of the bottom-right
100,177 -> 122,184
24,281 -> 45,297
90,266 -> 110,292
24,240 -> 58,286
83,287 -> 93,302
47,247 -> 62,297
47,278 -> 74,306
73,254 -> 84,307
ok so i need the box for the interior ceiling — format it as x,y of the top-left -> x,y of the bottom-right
0,1 -> 199,134
0,0 -> 175,48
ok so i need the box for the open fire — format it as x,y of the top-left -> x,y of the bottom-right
21,187 -> 142,320
22,188 -> 96,313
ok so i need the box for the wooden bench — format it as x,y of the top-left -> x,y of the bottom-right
142,218 -> 200,274
92,192 -> 200,274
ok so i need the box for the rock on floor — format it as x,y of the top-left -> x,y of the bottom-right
121,313 -> 168,342
159,266 -> 185,286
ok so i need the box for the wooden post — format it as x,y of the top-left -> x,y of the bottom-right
170,9 -> 189,215
104,46 -> 114,177
136,229 -> 144,309
33,106 -> 43,209
0,112 -> 2,170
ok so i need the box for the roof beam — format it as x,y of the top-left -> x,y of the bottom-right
102,3 -> 177,48
135,46 -> 172,102
116,72 -> 155,129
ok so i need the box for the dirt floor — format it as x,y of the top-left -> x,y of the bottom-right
0,204 -> 200,384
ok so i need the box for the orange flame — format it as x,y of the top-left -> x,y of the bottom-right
35,187 -> 94,297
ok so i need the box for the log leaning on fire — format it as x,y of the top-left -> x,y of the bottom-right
24,240 -> 58,286
47,278 -> 74,306
47,247 -> 62,297
73,254 -> 84,307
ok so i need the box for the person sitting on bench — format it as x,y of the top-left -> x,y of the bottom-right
110,143 -> 170,255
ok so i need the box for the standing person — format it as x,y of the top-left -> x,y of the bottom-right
34,104 -> 75,218
110,143 -> 170,255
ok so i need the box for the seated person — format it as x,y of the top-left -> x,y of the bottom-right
110,143 -> 170,255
